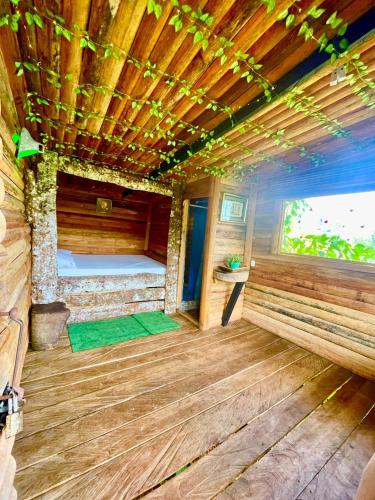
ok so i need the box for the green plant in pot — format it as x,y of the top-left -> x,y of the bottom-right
226,255 -> 242,270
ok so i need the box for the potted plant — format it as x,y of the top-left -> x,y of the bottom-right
226,255 -> 242,270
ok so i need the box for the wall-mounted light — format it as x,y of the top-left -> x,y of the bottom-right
330,66 -> 347,86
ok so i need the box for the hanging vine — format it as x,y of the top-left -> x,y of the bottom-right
1,0 -> 373,182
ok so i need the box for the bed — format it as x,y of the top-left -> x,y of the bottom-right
56,250 -> 167,323
57,251 -> 166,277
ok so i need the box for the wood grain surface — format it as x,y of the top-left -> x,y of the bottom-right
13,316 -> 375,499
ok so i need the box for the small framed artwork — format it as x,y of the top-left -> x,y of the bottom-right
220,193 -> 248,224
96,197 -> 112,215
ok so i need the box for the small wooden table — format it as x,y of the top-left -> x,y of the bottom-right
214,268 -> 250,326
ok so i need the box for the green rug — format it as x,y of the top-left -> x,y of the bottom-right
133,311 -> 182,334
68,316 -> 149,352
68,312 -> 181,352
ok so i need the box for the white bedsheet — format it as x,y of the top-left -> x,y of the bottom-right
58,253 -> 166,277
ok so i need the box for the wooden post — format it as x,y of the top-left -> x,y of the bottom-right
199,177 -> 221,330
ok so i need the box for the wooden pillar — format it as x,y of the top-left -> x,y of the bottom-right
26,154 -> 58,304
164,186 -> 182,315
199,177 -> 221,330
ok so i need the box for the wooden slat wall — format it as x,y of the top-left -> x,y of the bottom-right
201,179 -> 254,330
243,158 -> 375,379
0,45 -> 31,499
57,186 -> 149,255
146,197 -> 172,264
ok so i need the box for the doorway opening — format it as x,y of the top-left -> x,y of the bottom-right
179,198 -> 208,324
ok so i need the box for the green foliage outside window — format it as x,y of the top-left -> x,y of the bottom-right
280,198 -> 375,263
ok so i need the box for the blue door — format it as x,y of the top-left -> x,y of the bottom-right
182,198 -> 208,305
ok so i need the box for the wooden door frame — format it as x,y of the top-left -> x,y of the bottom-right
176,199 -> 190,310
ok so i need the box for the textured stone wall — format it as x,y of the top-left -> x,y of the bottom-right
26,157 -> 58,304
29,152 -> 182,317
164,186 -> 182,314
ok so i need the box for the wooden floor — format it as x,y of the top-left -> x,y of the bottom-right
14,316 -> 375,499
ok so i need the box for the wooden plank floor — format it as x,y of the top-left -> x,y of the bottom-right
13,315 -> 375,499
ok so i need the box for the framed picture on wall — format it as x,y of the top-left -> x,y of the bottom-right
96,197 -> 112,214
220,193 -> 248,224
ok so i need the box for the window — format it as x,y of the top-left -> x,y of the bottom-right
279,191 -> 375,264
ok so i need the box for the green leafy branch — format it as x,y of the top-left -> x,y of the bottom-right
284,87 -> 349,138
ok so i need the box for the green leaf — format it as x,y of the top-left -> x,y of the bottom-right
33,14 -> 44,29
193,30 -> 203,44
87,39 -> 96,51
298,21 -> 309,36
154,3 -> 162,19
169,14 -> 183,31
285,14 -> 295,29
0,15 -> 9,27
339,38 -> 349,50
25,12 -> 34,26
147,0 -> 156,14
261,0 -> 276,14
220,54 -> 227,65
317,33 -> 328,51
277,9 -> 289,21
307,6 -> 325,19
326,11 -> 342,29
182,5 -> 192,13
80,37 -> 88,48
337,22 -> 348,36
147,0 -> 162,19
201,38 -> 208,51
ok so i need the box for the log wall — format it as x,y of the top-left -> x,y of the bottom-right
0,46 -> 31,498
243,161 -> 375,379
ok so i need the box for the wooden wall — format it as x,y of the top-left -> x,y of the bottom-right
243,159 -> 375,380
56,172 -> 171,258
198,177 -> 255,330
146,197 -> 172,264
0,48 -> 31,498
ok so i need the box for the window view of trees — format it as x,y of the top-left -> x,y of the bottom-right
280,192 -> 375,264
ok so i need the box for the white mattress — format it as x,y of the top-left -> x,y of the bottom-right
58,253 -> 166,277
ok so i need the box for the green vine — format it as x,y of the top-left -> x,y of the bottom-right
2,0 -> 373,182
284,87 -> 349,138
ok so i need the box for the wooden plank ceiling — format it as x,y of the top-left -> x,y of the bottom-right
0,0 -> 374,181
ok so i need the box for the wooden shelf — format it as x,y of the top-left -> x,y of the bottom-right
214,268 -> 249,283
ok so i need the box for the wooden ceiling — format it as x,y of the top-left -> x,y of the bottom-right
0,0 -> 374,181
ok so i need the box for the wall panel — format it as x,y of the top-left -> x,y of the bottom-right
244,160 -> 375,379
200,178 -> 255,330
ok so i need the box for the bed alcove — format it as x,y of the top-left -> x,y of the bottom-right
55,172 -> 173,322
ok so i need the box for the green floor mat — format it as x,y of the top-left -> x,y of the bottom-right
133,311 -> 182,334
68,316 -> 150,352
